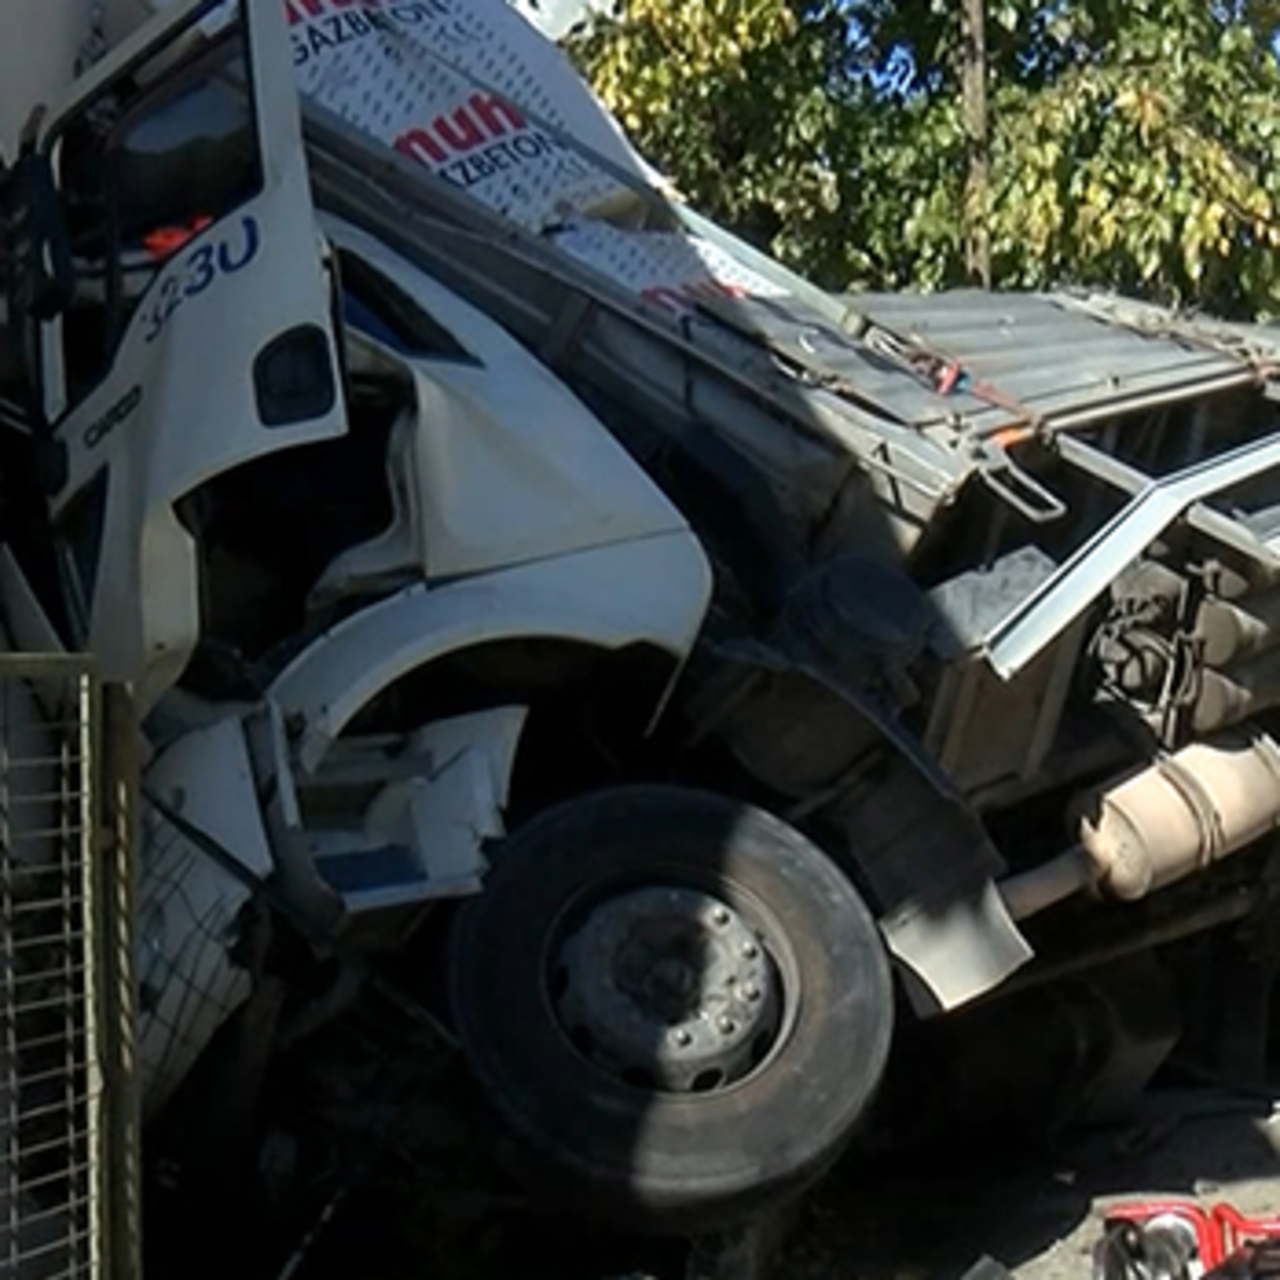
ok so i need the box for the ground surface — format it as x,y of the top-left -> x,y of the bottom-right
779,1087 -> 1280,1280
283,1079 -> 1280,1280
197,984 -> 1280,1280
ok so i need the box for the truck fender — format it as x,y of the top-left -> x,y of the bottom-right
268,531 -> 711,775
703,632 -> 1033,1013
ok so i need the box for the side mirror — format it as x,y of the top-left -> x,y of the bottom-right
1,111 -> 75,324
0,109 -> 75,431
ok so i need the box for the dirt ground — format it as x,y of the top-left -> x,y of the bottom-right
776,1087 -> 1280,1280
290,1082 -> 1280,1280
264,1058 -> 1280,1280
219,990 -> 1280,1280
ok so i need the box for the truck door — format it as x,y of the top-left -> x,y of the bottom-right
32,0 -> 348,703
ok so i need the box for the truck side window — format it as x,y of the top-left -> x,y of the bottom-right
52,33 -> 262,409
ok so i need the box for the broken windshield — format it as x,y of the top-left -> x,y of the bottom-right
49,17 -> 261,409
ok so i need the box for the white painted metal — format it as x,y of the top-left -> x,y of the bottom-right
273,530 -> 712,774
40,0 -> 349,707
319,217 -> 696,587
329,706 -> 529,909
119,0 -> 649,233
506,0 -> 603,41
0,0 -> 94,156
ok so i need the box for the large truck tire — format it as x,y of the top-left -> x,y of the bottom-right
448,785 -> 894,1230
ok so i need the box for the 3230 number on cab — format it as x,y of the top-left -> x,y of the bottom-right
142,215 -> 261,344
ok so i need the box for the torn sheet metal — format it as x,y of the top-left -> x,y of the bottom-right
314,706 -> 527,911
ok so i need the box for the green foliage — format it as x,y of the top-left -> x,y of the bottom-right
567,0 -> 1280,317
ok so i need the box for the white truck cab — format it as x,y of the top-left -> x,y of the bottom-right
9,0 -> 705,706
2,0 -> 1073,1236
0,0 -> 729,1129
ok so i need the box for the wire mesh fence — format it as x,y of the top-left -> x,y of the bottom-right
0,659 -> 137,1280
137,797 -> 255,1123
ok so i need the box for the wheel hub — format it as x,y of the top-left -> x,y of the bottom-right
553,885 -> 779,1092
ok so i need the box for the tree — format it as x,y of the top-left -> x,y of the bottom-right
568,0 -> 1280,317
960,0 -> 991,287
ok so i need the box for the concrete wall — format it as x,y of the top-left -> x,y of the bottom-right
0,0 -> 94,157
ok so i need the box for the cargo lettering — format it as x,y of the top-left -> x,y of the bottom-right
640,278 -> 750,317
286,1 -> 576,196
285,0 -> 450,25
289,2 -> 447,64
437,133 -> 559,189
392,96 -> 566,191
394,94 -> 529,166
291,6 -> 393,64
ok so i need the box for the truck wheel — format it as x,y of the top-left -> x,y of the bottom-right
447,785 -> 894,1230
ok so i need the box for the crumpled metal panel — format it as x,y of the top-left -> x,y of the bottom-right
817,288 -> 1276,433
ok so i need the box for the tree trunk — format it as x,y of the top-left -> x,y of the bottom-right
961,0 -> 991,287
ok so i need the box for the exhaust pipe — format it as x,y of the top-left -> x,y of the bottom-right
1000,725 -> 1280,921
1073,726 -> 1280,900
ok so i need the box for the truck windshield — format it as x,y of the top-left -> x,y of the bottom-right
50,25 -> 261,409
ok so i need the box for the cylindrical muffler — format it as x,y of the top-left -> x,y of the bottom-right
1193,648 -> 1280,733
1197,586 -> 1280,667
1072,727 -> 1280,900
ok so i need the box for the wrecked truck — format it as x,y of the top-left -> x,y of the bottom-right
7,0 -> 1280,1233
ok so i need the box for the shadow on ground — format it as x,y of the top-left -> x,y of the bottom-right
778,1086 -> 1280,1280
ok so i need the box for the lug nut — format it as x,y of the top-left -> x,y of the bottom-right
718,1016 -> 737,1036
744,983 -> 761,1002
742,941 -> 759,960
711,906 -> 731,926
673,1028 -> 693,1047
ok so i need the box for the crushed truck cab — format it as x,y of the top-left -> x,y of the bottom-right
7,0 -> 1280,1232
0,0 -> 710,1125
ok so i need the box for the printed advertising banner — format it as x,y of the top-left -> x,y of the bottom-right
286,0 -> 642,228
126,0 -> 792,310
550,219 -> 789,313
284,0 -> 792,310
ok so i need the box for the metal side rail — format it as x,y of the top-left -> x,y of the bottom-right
988,433 -> 1280,678
1054,431 -> 1280,566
